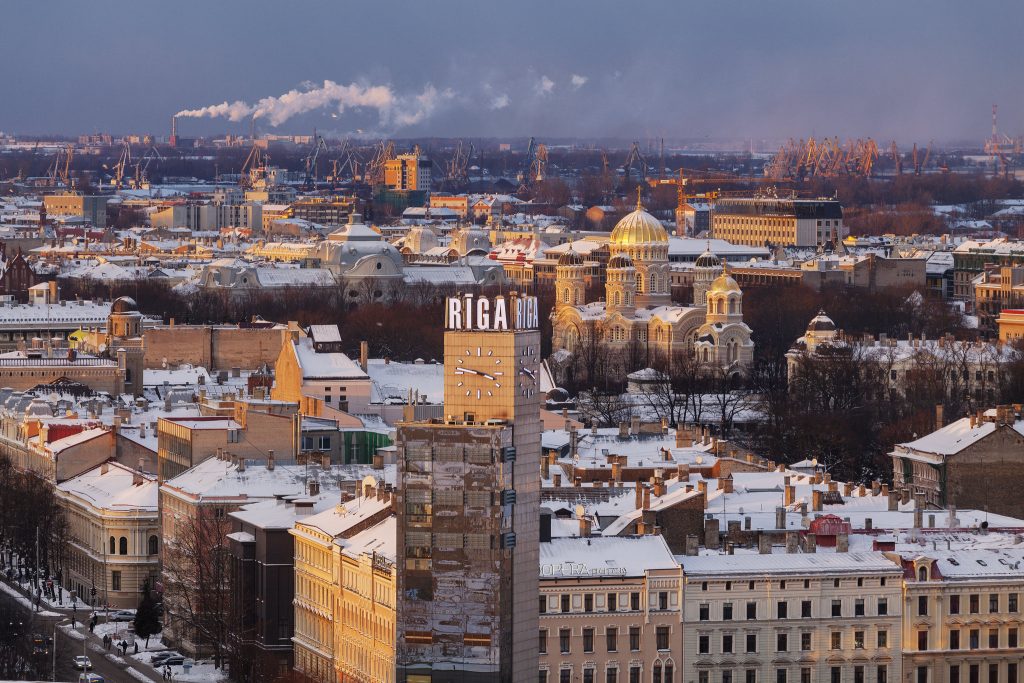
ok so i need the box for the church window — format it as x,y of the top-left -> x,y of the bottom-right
650,273 -> 657,291
613,292 -> 621,306
729,298 -> 737,314
563,289 -> 569,303
635,273 -> 643,292
702,348 -> 709,362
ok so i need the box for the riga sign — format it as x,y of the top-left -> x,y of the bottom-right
445,294 -> 539,332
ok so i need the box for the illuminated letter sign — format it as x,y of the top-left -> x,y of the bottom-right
444,295 -> 538,331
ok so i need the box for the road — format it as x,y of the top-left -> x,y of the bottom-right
0,580 -> 159,683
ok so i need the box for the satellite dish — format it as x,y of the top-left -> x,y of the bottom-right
98,343 -> 107,354
695,456 -> 703,465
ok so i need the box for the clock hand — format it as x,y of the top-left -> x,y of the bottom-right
455,368 -> 480,376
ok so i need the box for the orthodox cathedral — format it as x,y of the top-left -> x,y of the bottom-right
551,197 -> 754,375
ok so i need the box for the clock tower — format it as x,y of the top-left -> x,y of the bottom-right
396,293 -> 541,683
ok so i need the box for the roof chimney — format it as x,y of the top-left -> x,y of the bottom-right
267,450 -> 275,470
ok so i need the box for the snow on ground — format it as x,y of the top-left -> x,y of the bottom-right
59,624 -> 86,641
0,580 -> 61,616
131,650 -> 226,683
127,667 -> 157,683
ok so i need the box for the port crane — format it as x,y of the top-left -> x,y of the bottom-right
47,144 -> 74,188
302,135 -> 329,190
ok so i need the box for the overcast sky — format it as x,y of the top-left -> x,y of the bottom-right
3,0 -> 1020,144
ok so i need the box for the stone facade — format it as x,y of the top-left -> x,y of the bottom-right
144,324 -> 284,371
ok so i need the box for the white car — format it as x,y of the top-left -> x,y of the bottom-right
73,656 -> 93,670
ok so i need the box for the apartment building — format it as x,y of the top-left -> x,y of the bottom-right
711,197 -> 843,248
900,548 -> 1024,683
538,535 -> 682,683
680,553 -> 904,683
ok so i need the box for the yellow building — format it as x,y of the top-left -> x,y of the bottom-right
383,153 -> 431,192
997,308 -> 1024,343
291,480 -> 395,683
43,192 -> 108,228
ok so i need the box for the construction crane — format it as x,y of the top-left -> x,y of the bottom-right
916,141 -> 931,176
518,137 -> 537,192
444,140 -> 474,188
622,141 -> 649,186
365,140 -> 395,186
327,138 -> 362,185
131,147 -> 163,189
764,137 -> 878,180
240,144 -> 268,190
890,141 -> 902,175
302,134 -> 329,190
984,104 -> 1020,178
47,144 -> 74,188
531,143 -> 548,183
110,141 -> 131,189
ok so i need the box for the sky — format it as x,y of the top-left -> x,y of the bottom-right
2,0 -> 1021,144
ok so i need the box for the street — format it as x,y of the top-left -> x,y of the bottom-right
0,580 -> 158,683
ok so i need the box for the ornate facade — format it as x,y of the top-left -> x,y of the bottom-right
551,201 -> 754,375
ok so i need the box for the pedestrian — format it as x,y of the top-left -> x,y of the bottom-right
134,641 -> 139,654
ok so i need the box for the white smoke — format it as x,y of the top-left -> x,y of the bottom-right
535,75 -> 555,95
489,93 -> 511,110
570,74 -> 588,90
175,80 -> 453,130
176,100 -> 254,122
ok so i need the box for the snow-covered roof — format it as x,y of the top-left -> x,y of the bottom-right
540,535 -> 677,578
680,552 -> 901,577
338,514 -> 396,563
292,336 -> 367,381
367,358 -> 443,404
57,462 -> 158,512
895,416 -> 1023,458
47,427 -> 109,454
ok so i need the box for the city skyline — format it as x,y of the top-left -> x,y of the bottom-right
3,0 -> 1023,142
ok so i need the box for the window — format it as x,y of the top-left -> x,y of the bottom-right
855,598 -> 864,616
854,667 -> 864,683
722,673 -> 731,683
659,592 -> 668,610
1009,663 -> 1017,683
559,629 -> 570,654
800,633 -> 811,651
562,670 -> 572,683
918,630 -> 928,651
723,602 -> 733,620
698,635 -> 710,654
746,634 -> 757,653
990,593 -> 1000,613
970,629 -> 979,649
583,628 -> 594,653
561,595 -> 570,612
585,594 -> 593,612
970,594 -> 979,614
917,596 -> 928,616
747,602 -> 757,620
608,593 -> 618,611
777,633 -> 788,652
119,537 -> 128,555
630,668 -> 641,683
1009,628 -> 1018,648
746,671 -> 756,683
607,627 -> 617,652
801,601 -> 811,618
1010,593 -> 1019,613
584,670 -> 594,683
631,593 -> 640,610
653,665 -> 662,683
989,629 -> 999,649
664,665 -> 673,683
970,665 -> 979,683
949,594 -> 960,614
148,535 -> 158,555
830,632 -> 841,650
877,598 -> 888,616
722,634 -> 733,653
854,631 -> 864,649
656,626 -> 669,651
539,630 -> 548,654
699,604 -> 709,621
630,627 -> 640,651
607,669 -> 618,683
801,670 -> 811,683
832,600 -> 842,617
776,670 -> 787,683
989,665 -> 998,683
831,669 -> 841,683
950,629 -> 960,650
777,602 -> 788,619
540,671 -> 548,683
111,571 -> 121,592
878,630 -> 888,648
698,674 -> 708,683
540,596 -> 547,614
877,667 -> 887,683
109,536 -> 115,554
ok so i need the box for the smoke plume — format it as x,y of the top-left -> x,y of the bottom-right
175,80 -> 453,130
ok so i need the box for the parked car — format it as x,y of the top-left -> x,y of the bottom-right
151,652 -> 182,666
72,656 -> 93,670
108,610 -> 136,622
161,656 -> 185,666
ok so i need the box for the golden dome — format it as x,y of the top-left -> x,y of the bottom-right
710,271 -> 741,294
609,192 -> 668,246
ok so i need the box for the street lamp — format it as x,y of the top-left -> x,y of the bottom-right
53,618 -> 70,682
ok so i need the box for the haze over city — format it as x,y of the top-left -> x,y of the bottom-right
3,0 -> 1023,142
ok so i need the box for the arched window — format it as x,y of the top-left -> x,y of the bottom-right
715,299 -> 723,315
613,291 -> 621,306
729,298 -> 737,314
702,348 -> 709,362
653,663 -> 662,683
148,535 -> 158,555
119,537 -> 128,555
635,273 -> 643,292
650,273 -> 657,291
918,566 -> 928,582
562,289 -> 569,303
109,536 -> 115,554
574,291 -> 581,305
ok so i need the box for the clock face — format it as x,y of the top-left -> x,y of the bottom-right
518,344 -> 538,398
454,346 -> 504,401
